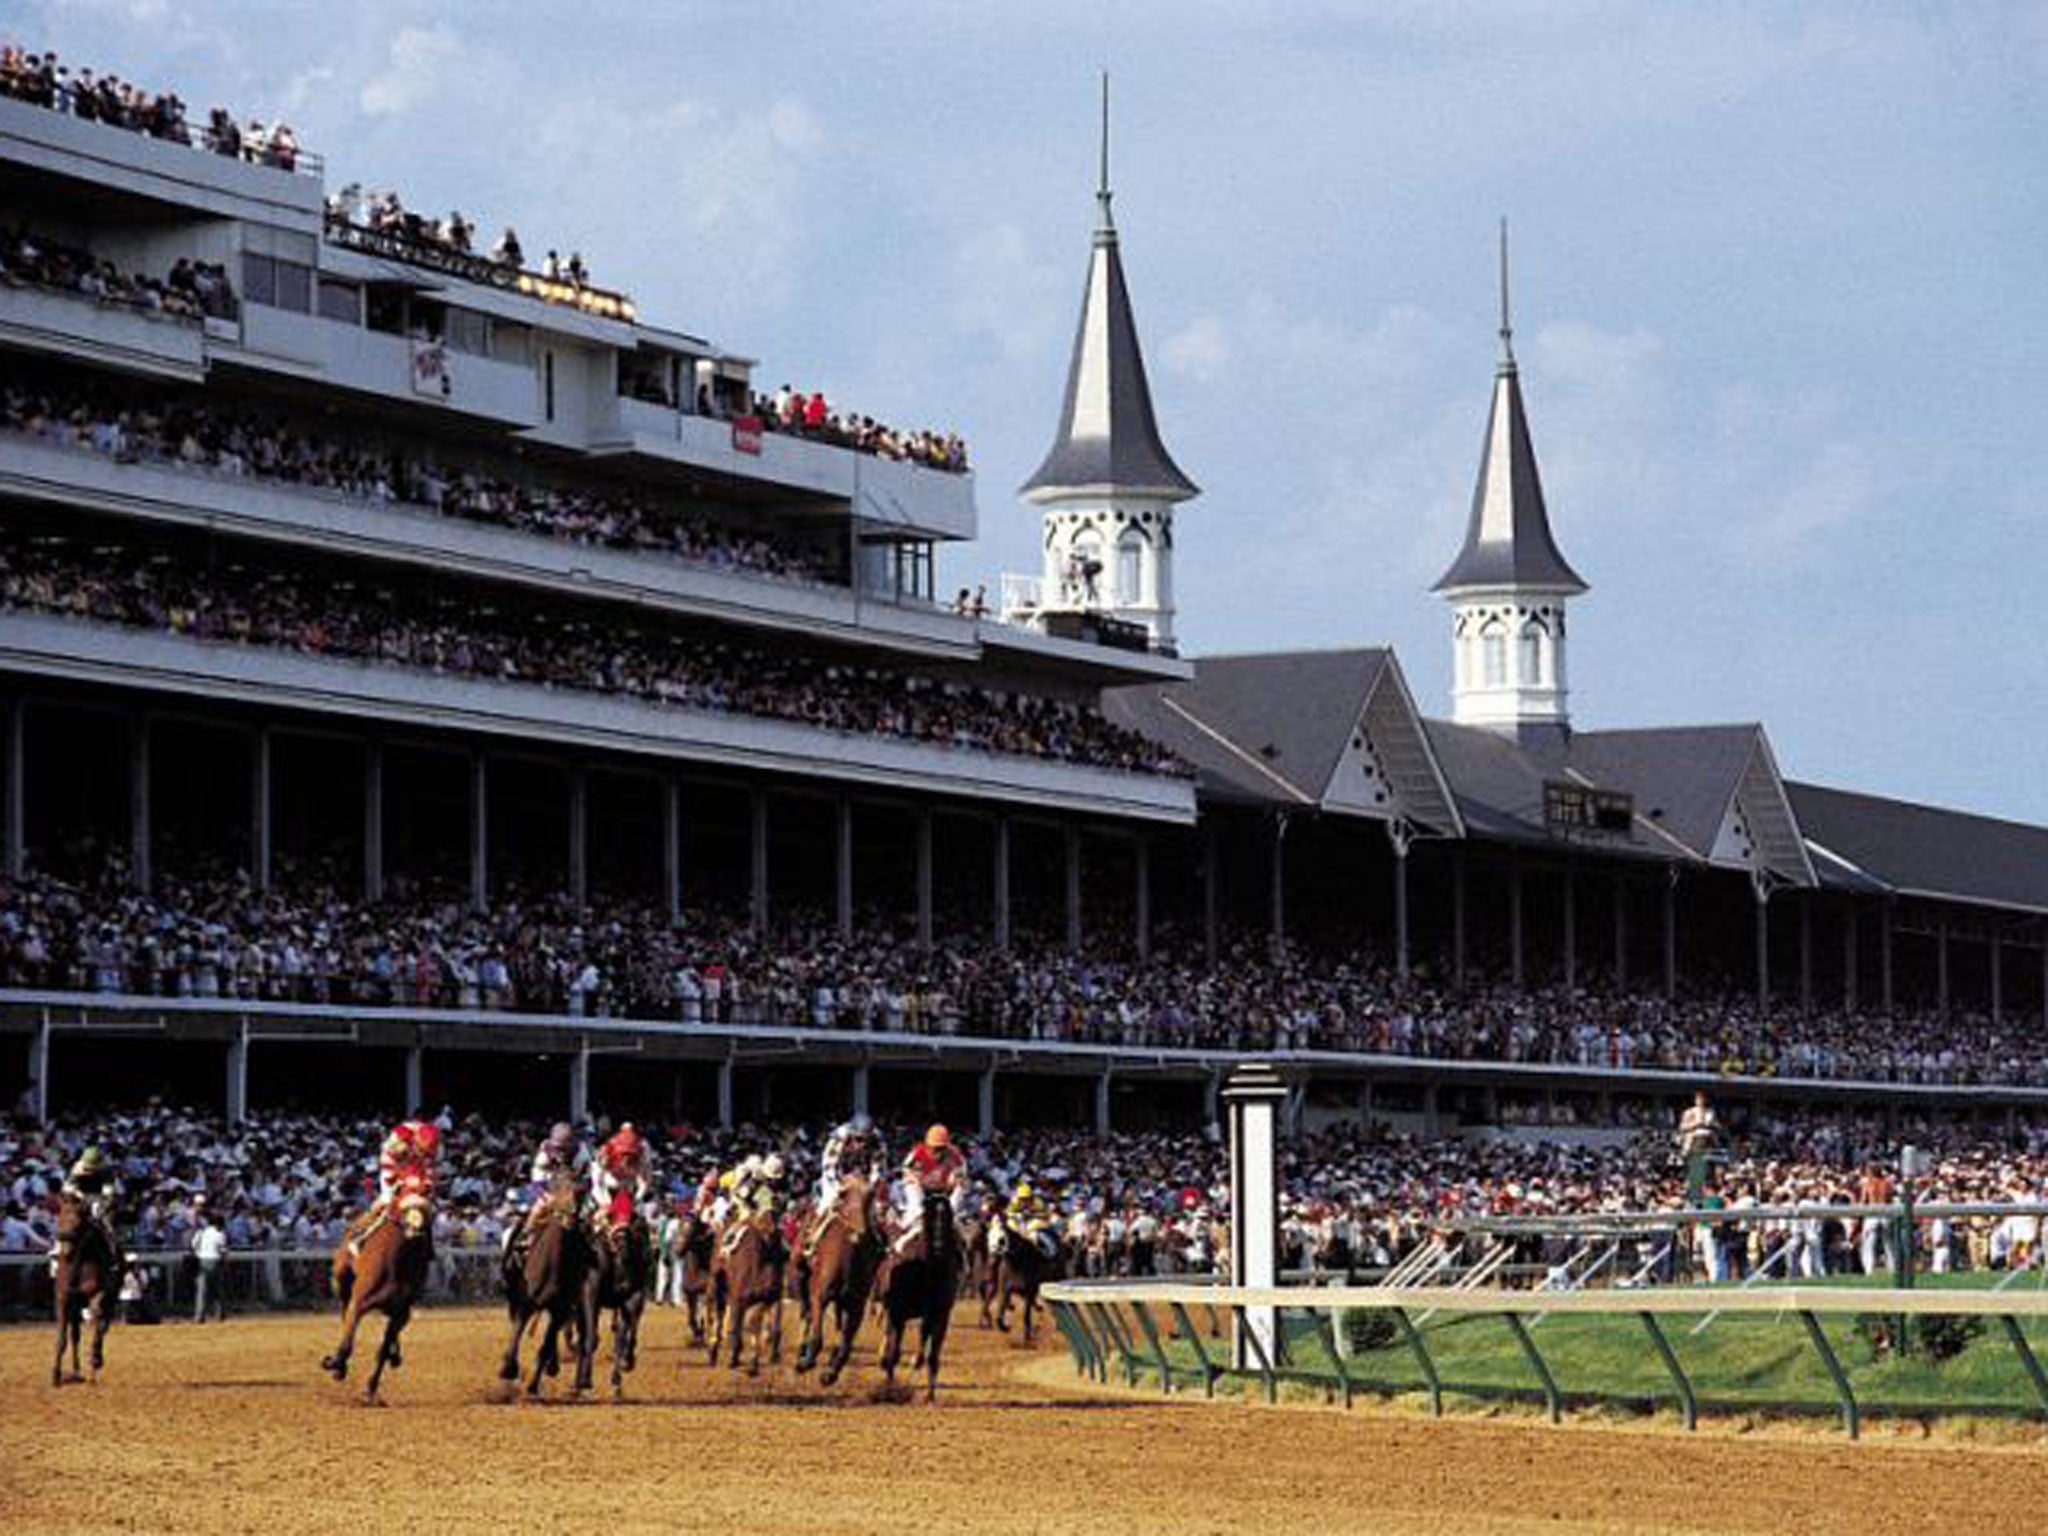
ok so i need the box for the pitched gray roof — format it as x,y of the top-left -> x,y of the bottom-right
1788,782 -> 2048,915
1100,687 -> 1298,807
1153,650 -> 1393,803
1021,217 -> 1197,504
1433,362 -> 1587,595
1569,726 -> 1765,859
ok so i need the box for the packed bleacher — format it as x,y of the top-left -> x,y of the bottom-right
0,526 -> 1186,777
1,858 -> 2038,1086
752,382 -> 969,474
0,42 -> 304,170
0,372 -> 834,583
2,227 -> 235,322
5,1103 -> 2046,1285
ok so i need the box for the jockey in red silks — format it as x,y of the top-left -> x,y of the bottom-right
378,1119 -> 441,1207
894,1124 -> 965,1255
591,1123 -> 652,1235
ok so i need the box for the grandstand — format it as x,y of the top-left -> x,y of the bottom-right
3,65 -> 2046,1157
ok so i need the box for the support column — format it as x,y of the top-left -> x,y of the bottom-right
1509,862 -> 1525,988
1561,866 -> 1577,990
1936,916 -> 1951,1020
1798,900 -> 1813,1015
1268,814 -> 1288,960
224,1022 -> 248,1126
569,1044 -> 590,1124
1843,905 -> 1859,1014
1064,823 -> 1083,956
128,714 -> 151,894
1613,873 -> 1628,989
468,751 -> 488,913
1452,854 -> 1468,988
28,1018 -> 50,1125
1389,825 -> 1411,980
977,1065 -> 996,1138
1203,822 -> 1220,969
716,1056 -> 735,1130
662,778 -> 682,923
834,796 -> 854,940
1133,832 -> 1152,962
992,816 -> 1011,952
3,698 -> 23,879
249,728 -> 272,893
915,808 -> 934,952
1663,872 -> 1678,999
2040,932 -> 2047,1034
403,1045 -> 423,1118
566,768 -> 588,906
363,742 -> 385,903
749,788 -> 769,934
1224,1065 -> 1287,1368
1093,1068 -> 1112,1136
1991,931 -> 2003,1024
851,1061 -> 871,1119
1881,906 -> 1895,1015
1753,882 -> 1770,1011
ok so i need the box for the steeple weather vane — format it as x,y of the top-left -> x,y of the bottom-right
1097,72 -> 1114,233
1498,216 -> 1515,368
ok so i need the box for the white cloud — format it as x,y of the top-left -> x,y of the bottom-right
1162,313 -> 1230,383
359,25 -> 459,118
947,222 -> 1062,362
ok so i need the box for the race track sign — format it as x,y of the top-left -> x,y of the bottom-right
1543,781 -> 1633,837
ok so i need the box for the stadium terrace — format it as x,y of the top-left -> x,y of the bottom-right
3,50 -> 2047,1162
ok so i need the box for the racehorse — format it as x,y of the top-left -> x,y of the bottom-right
793,1177 -> 881,1386
676,1209 -> 716,1344
50,1192 -> 119,1387
959,1204 -> 998,1328
875,1193 -> 958,1401
993,1221 -> 1063,1345
710,1214 -> 785,1375
499,1181 -> 596,1399
322,1188 -> 432,1402
583,1211 -> 651,1399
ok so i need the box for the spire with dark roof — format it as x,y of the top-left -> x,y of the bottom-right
1433,222 -> 1586,595
1020,77 -> 1197,505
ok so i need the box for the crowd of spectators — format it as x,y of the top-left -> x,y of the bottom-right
6,1102 -> 2048,1292
0,527 -> 1183,776
1,855 -> 2038,1088
323,183 -> 589,289
752,382 -> 968,475
1,43 -> 303,170
0,372 -> 834,584
2,226 -> 235,322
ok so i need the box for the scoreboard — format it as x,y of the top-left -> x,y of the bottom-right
1543,781 -> 1634,837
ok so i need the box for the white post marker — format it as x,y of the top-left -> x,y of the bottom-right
1225,1061 -> 1288,1369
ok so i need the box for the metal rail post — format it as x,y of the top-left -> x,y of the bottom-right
1796,1311 -> 1859,1439
1169,1301 -> 1221,1398
1129,1302 -> 1177,1394
1048,1300 -> 1094,1379
1314,1310 -> 1357,1409
1391,1308 -> 1442,1418
1235,1303 -> 1280,1404
1638,1313 -> 1696,1431
1504,1312 -> 1562,1424
1998,1315 -> 2048,1420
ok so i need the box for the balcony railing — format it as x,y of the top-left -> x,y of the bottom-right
326,217 -> 635,321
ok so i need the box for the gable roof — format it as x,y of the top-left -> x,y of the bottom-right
1788,782 -> 2048,916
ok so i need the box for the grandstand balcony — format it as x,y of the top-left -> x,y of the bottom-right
0,280 -> 219,380
0,611 -> 1196,823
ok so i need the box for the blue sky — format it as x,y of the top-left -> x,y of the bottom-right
23,1 -> 2048,820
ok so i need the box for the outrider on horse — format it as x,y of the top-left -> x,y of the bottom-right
51,1189 -> 120,1387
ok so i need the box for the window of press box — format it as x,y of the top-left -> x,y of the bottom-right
366,287 -> 407,335
317,277 -> 361,325
240,252 -> 312,313
491,321 -> 531,367
443,306 -> 491,358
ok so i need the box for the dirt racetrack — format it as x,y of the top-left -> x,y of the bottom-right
5,1301 -> 2046,1535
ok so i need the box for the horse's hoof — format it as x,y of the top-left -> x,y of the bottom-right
821,1369 -> 841,1387
746,1361 -> 760,1378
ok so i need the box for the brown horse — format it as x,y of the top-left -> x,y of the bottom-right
499,1183 -> 596,1399
676,1209 -> 716,1344
582,1213 -> 650,1400
710,1215 -> 785,1375
322,1190 -> 432,1402
51,1194 -> 119,1387
875,1193 -> 958,1401
793,1178 -> 881,1386
993,1222 -> 1064,1344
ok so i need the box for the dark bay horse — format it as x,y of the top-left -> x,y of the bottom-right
499,1184 -> 596,1399
583,1213 -> 651,1399
794,1177 -> 881,1386
993,1223 -> 1064,1345
51,1193 -> 119,1387
710,1215 -> 785,1375
876,1193 -> 958,1401
676,1209 -> 716,1344
323,1190 -> 432,1402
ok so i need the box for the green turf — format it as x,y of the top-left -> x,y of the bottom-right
1071,1276 -> 2048,1422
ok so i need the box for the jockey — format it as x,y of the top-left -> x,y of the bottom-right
895,1124 -> 965,1255
724,1153 -> 787,1253
60,1145 -> 119,1247
530,1121 -> 590,1199
591,1122 -> 652,1235
1004,1179 -> 1057,1258
815,1113 -> 883,1206
377,1119 -> 441,1207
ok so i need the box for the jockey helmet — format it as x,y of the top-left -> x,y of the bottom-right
718,1170 -> 736,1191
614,1124 -> 642,1153
741,1154 -> 763,1178
413,1122 -> 441,1157
851,1112 -> 873,1133
76,1145 -> 105,1171
1015,1180 -> 1033,1201
547,1122 -> 574,1151
925,1124 -> 950,1150
762,1154 -> 785,1181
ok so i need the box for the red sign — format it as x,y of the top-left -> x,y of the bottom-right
732,414 -> 763,455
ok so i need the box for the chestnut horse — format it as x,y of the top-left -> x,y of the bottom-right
793,1177 -> 881,1385
499,1183 -> 596,1399
583,1213 -> 651,1399
710,1215 -> 785,1375
875,1194 -> 959,1401
51,1193 -> 119,1387
993,1223 -> 1064,1344
322,1189 -> 432,1402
